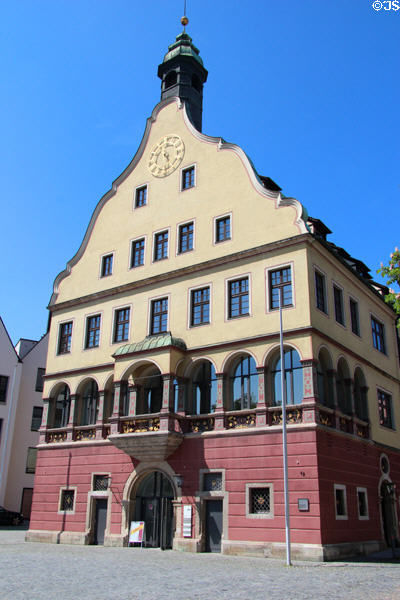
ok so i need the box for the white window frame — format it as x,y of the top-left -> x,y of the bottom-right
356,487 -> 369,520
246,483 -> 274,520
314,267 -> 328,315
83,311 -> 103,351
129,235 -> 147,270
187,283 -> 212,329
225,272 -> 252,321
265,262 -> 295,313
111,304 -> 132,345
180,163 -> 196,192
334,484 -> 348,520
56,318 -> 74,356
332,281 -> 346,327
133,183 -> 149,210
58,487 -> 77,515
148,294 -> 170,336
99,252 -> 114,279
152,227 -> 170,263
176,219 -> 195,255
213,212 -> 232,245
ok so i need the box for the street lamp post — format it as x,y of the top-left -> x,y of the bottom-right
279,287 -> 292,566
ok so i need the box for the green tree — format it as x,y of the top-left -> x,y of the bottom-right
377,247 -> 400,326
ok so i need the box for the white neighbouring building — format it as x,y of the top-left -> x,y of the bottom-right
0,317 -> 48,517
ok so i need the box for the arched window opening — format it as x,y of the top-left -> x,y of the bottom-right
191,74 -> 202,92
354,368 -> 368,421
164,70 -> 177,89
136,367 -> 163,415
191,361 -> 218,414
80,380 -> 99,425
230,356 -> 258,411
272,348 -> 303,406
317,350 -> 334,408
336,359 -> 352,415
53,384 -> 71,428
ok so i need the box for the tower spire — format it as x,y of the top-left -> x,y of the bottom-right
158,12 -> 208,131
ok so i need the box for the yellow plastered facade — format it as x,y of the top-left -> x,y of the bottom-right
44,98 -> 400,449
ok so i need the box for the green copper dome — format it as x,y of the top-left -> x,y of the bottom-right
114,333 -> 187,357
162,32 -> 204,66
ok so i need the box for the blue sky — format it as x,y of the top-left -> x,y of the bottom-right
1,0 -> 399,344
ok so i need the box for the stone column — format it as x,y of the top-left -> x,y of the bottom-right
39,398 -> 50,443
161,374 -> 174,413
300,359 -> 318,425
128,385 -> 138,417
109,382 -> 121,434
67,394 -> 78,441
95,390 -> 106,440
256,367 -> 267,427
214,373 -> 225,431
176,377 -> 186,414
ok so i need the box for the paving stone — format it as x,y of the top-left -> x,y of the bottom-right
1,527 -> 399,600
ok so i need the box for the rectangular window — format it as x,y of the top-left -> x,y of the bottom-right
135,185 -> 147,208
333,285 -> 344,325
229,277 -> 249,318
269,267 -> 292,309
350,299 -> 360,336
378,389 -> 393,428
93,474 -> 109,491
101,254 -> 113,277
151,298 -> 168,334
178,222 -> 194,253
0,419 -> 2,442
334,484 -> 347,519
35,367 -> 45,392
131,238 -> 145,268
154,231 -> 169,261
58,322 -> 72,354
245,483 -> 274,519
60,489 -> 75,512
114,308 -> 130,343
203,472 -> 222,492
357,488 -> 369,519
26,447 -> 37,474
191,287 -> 210,326
181,166 -> 195,190
31,406 -> 43,431
215,216 -> 231,243
85,315 -> 101,348
0,375 -> 9,403
371,317 -> 386,353
315,271 -> 327,313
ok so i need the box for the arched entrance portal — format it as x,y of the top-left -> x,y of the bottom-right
380,480 -> 398,547
133,471 -> 174,549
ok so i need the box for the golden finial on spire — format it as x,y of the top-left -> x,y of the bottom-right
181,0 -> 188,30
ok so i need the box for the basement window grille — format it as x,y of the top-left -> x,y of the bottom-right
60,490 -> 75,512
93,475 -> 109,492
203,473 -> 222,492
250,488 -> 271,514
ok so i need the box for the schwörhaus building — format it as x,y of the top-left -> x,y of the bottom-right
27,22 -> 400,560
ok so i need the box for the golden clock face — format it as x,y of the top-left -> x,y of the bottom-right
148,135 -> 185,178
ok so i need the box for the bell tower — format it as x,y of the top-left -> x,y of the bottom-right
158,16 -> 208,132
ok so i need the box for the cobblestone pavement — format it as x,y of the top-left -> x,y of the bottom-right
1,527 -> 399,600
